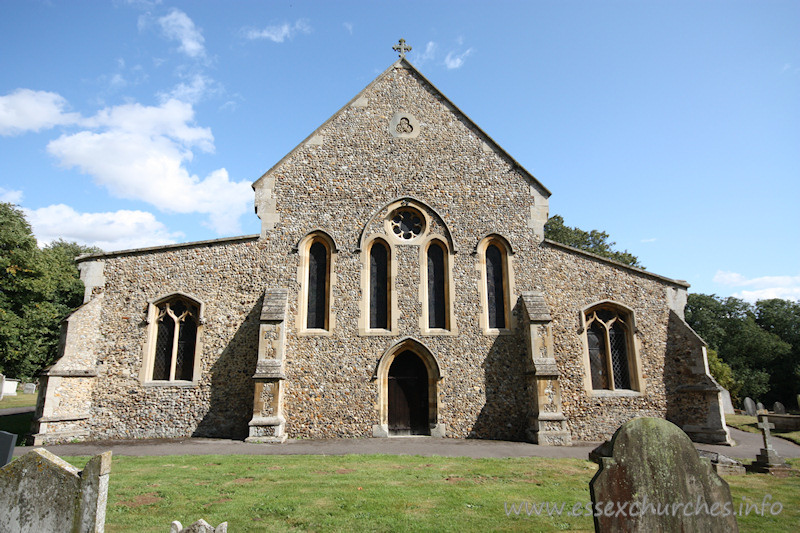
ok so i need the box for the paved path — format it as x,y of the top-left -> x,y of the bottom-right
12,427 -> 800,460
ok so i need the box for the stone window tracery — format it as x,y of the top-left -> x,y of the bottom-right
583,304 -> 638,391
298,233 -> 335,333
143,294 -> 202,384
390,207 -> 425,241
477,235 -> 513,334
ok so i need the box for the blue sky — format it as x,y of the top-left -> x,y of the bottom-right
1,1 -> 798,302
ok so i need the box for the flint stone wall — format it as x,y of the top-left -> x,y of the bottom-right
36,62 -> 714,444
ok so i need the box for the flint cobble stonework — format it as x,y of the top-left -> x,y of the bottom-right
32,58 -> 729,445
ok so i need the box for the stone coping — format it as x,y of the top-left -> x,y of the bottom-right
542,239 -> 691,288
76,234 -> 260,262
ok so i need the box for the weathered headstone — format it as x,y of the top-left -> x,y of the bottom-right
720,388 -> 734,415
772,402 -> 786,414
170,519 -> 228,533
697,450 -> 745,476
0,374 -> 5,401
746,415 -> 791,476
22,383 -> 36,395
590,418 -> 738,532
756,401 -> 766,414
743,397 -> 756,416
0,431 -> 16,467
0,448 -> 111,532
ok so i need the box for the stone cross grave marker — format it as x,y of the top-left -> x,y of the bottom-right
773,402 -> 786,414
0,431 -> 15,467
589,417 -> 738,532
22,383 -> 36,395
392,38 -> 412,58
743,397 -> 756,416
746,415 -> 791,476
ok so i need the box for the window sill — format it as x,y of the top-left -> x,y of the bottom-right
421,328 -> 458,337
297,328 -> 333,337
482,328 -> 514,336
142,380 -> 198,388
589,389 -> 642,398
360,328 -> 397,336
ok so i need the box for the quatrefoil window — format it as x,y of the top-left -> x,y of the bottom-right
390,208 -> 425,240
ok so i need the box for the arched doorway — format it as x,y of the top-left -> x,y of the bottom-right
388,350 -> 429,435
372,338 -> 445,438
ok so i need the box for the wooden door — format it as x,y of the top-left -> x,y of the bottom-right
387,351 -> 429,435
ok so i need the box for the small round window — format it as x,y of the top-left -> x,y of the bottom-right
389,207 -> 425,241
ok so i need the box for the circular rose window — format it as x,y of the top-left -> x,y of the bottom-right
389,208 -> 425,241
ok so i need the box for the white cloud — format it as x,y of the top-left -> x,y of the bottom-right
25,204 -> 183,251
0,89 -> 81,135
46,99 -> 252,234
444,48 -> 473,69
158,9 -> 206,59
343,22 -> 353,35
413,41 -> 437,66
159,73 -> 217,105
713,270 -> 800,302
0,187 -> 23,203
244,19 -> 312,43
640,237 -> 657,243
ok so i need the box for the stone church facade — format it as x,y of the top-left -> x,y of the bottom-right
31,52 -> 731,447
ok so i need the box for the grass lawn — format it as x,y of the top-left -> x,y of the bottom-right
52,454 -> 799,533
727,414 -> 800,446
0,393 -> 38,410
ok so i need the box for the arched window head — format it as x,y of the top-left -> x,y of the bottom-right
584,304 -> 638,391
144,294 -> 202,384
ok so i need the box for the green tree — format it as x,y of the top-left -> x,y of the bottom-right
0,203 -> 100,380
544,214 -> 641,267
686,293 -> 795,405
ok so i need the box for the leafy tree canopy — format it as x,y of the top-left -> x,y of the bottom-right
544,215 -> 641,268
0,203 -> 101,380
686,292 -> 799,407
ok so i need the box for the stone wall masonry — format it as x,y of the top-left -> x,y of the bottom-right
34,60 -> 717,445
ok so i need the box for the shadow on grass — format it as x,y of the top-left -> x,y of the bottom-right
0,411 -> 33,446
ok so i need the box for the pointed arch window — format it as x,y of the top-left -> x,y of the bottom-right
369,239 -> 390,330
143,294 -> 203,384
583,304 -> 640,391
427,241 -> 447,329
478,236 -> 513,333
298,232 -> 335,334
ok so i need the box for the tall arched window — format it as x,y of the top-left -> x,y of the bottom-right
144,294 -> 202,383
584,304 -> 638,391
369,239 -> 390,329
485,244 -> 506,329
306,240 -> 330,329
427,241 -> 447,329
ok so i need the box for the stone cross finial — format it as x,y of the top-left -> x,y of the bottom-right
757,414 -> 775,450
393,38 -> 412,59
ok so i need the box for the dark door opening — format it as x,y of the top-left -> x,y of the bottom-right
388,350 -> 430,435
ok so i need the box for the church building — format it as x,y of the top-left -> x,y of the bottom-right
31,42 -> 731,447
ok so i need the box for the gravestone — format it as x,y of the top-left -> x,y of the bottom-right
590,418 -> 738,532
1,379 -> 17,397
697,450 -> 745,476
746,415 -> 791,476
170,519 -> 228,532
756,401 -> 765,414
0,448 -> 111,532
0,431 -> 15,467
743,397 -> 756,416
720,389 -> 734,415
772,402 -> 786,414
22,383 -> 36,395
0,374 -> 4,401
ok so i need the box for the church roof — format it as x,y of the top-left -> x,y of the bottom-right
252,57 -> 551,197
